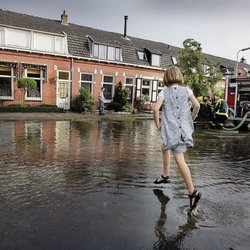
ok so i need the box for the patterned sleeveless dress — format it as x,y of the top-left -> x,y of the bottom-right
158,86 -> 194,151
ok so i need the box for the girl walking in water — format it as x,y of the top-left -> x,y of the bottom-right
153,66 -> 202,211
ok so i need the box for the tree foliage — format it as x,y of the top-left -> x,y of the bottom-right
178,38 -> 221,97
17,77 -> 37,104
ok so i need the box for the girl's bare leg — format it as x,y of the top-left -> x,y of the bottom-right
154,149 -> 171,183
162,149 -> 170,177
171,152 -> 201,210
172,153 -> 194,194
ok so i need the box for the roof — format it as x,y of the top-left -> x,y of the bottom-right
0,9 -> 249,71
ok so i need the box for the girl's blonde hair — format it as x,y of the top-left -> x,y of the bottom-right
163,66 -> 184,86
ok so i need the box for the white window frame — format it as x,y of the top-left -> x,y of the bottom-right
102,75 -> 114,102
25,68 -> 43,101
151,54 -> 161,67
57,70 -> 70,99
141,78 -> 152,103
80,72 -> 94,95
93,43 -> 122,61
125,77 -> 135,102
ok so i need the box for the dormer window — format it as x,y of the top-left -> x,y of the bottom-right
137,51 -> 147,60
90,40 -> 122,61
171,56 -> 178,65
143,48 -> 162,67
0,26 -> 68,54
151,54 -> 161,67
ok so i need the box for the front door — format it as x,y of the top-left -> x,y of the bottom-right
56,71 -> 71,110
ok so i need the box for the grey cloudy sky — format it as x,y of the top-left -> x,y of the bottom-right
1,0 -> 250,63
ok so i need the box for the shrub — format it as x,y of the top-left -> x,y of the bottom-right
122,103 -> 133,113
134,94 -> 148,111
109,81 -> 127,112
71,87 -> 95,113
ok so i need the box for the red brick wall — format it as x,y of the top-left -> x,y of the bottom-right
0,49 -> 164,108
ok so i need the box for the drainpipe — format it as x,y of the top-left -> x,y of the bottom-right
70,58 -> 74,108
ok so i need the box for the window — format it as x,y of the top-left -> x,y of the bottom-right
158,81 -> 164,93
151,54 -> 161,67
125,77 -> 134,102
99,45 -> 107,59
92,43 -> 122,61
151,80 -> 158,102
141,79 -> 151,102
93,44 -> 99,57
0,26 -> 68,54
137,51 -> 147,60
108,47 -> 115,60
0,27 -> 5,44
0,65 -> 14,99
136,78 -> 157,102
33,32 -> 67,53
115,48 -> 121,61
157,80 -> 164,99
26,68 -> 42,100
6,28 -> 30,48
81,73 -> 93,94
55,36 -> 64,53
103,75 -> 114,101
171,56 -> 178,65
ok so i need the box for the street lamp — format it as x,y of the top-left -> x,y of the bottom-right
235,47 -> 250,77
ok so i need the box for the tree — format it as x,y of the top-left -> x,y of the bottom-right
17,77 -> 37,104
109,81 -> 128,111
178,38 -> 221,97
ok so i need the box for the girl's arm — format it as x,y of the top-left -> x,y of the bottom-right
189,95 -> 200,121
153,99 -> 163,130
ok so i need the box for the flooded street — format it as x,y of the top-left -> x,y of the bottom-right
0,118 -> 249,250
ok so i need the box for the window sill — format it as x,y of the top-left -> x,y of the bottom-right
25,98 -> 42,101
0,97 -> 14,100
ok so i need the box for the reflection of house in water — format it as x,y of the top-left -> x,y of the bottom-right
55,121 -> 71,156
0,121 -> 15,148
1,120 -> 162,167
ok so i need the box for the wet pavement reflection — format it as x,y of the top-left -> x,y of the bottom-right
0,119 -> 249,250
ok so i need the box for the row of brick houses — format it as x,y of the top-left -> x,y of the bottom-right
0,9 -> 249,110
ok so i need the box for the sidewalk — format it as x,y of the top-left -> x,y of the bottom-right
0,111 -> 153,121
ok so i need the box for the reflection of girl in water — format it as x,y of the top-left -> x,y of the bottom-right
153,66 -> 202,212
153,189 -> 197,249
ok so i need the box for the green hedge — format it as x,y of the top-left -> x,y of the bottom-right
0,106 -> 64,113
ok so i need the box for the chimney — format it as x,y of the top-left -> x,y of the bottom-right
61,10 -> 68,25
124,15 -> 128,38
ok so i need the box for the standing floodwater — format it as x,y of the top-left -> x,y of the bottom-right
0,119 -> 249,250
